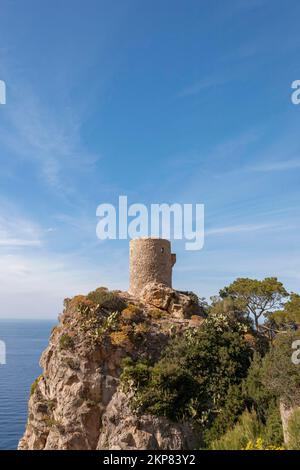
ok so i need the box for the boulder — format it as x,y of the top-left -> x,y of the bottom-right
141,282 -> 202,319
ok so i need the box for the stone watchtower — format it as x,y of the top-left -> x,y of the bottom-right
129,238 -> 176,297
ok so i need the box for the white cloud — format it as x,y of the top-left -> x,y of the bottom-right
178,75 -> 232,97
0,249 -> 128,319
0,203 -> 43,248
249,159 -> 300,172
0,238 -> 41,247
0,83 -> 99,193
0,204 -> 128,317
206,222 -> 279,236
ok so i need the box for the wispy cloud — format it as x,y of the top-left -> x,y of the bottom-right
249,158 -> 300,173
178,75 -> 232,97
0,202 -> 43,248
0,201 -> 129,317
0,245 -> 128,318
0,238 -> 41,247
0,82 -> 99,193
206,222 -> 280,236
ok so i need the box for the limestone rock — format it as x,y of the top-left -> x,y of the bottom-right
97,390 -> 197,450
280,401 -> 300,446
141,282 -> 202,319
18,288 -> 200,450
141,282 -> 174,310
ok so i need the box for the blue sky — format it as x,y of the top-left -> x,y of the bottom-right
0,0 -> 299,318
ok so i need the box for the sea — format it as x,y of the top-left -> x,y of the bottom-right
0,320 -> 55,450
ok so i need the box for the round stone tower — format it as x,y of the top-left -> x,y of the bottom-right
129,237 -> 176,297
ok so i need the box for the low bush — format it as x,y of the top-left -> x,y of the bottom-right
121,304 -> 143,321
210,410 -> 262,450
148,308 -> 164,320
87,287 -> 127,312
30,374 -> 43,396
243,438 -> 284,450
133,322 -> 149,337
243,352 -> 284,446
261,331 -> 300,408
211,406 -> 283,450
110,326 -> 133,351
59,334 -> 74,351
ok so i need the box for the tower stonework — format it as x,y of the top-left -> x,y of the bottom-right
129,238 -> 176,297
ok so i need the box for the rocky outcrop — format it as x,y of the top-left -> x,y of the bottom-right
97,390 -> 198,450
19,286 -> 202,450
141,282 -> 203,319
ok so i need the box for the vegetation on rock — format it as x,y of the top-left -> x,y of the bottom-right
20,277 -> 300,450
59,334 -> 74,351
30,374 -> 43,396
87,287 -> 127,312
120,277 -> 300,449
121,311 -> 253,446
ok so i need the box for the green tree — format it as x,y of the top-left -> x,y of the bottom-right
244,353 -> 283,445
267,293 -> 300,333
261,331 -> 300,408
220,277 -> 288,331
210,296 -> 253,329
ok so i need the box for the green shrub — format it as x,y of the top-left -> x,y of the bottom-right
263,402 -> 284,445
121,357 -> 151,391
121,318 -> 253,429
133,322 -> 149,337
43,417 -> 62,428
148,308 -> 164,320
97,310 -> 120,334
210,410 -> 262,450
30,374 -> 43,396
121,304 -> 143,321
243,353 -> 284,446
59,334 -> 74,350
110,325 -> 133,351
243,438 -> 284,450
204,384 -> 246,444
261,331 -> 300,408
87,287 -> 126,312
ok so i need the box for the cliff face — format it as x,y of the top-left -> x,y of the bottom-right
18,284 -> 203,450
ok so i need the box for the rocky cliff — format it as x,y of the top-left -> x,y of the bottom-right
18,284 -> 203,450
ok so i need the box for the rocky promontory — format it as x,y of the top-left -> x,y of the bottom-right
18,284 -> 203,450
